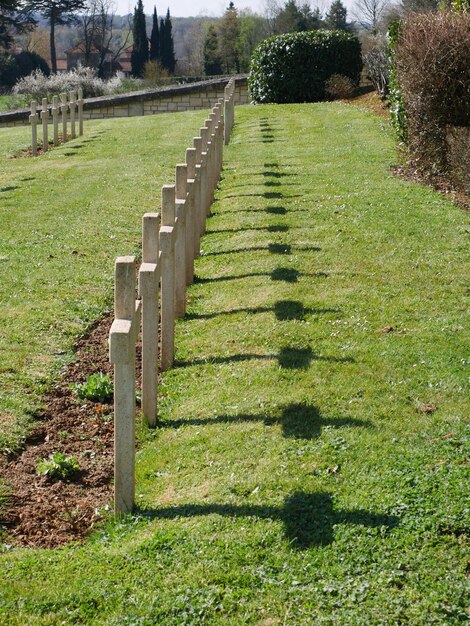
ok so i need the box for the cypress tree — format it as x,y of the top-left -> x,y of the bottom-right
149,6 -> 160,62
158,16 -> 165,65
131,0 -> 148,78
160,8 -> 176,74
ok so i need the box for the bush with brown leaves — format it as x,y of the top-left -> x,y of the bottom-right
325,74 -> 356,99
394,12 -> 470,180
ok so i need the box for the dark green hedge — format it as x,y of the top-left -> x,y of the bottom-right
249,30 -> 362,104
0,51 -> 50,89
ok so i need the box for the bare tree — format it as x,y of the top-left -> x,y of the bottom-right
353,0 -> 389,34
79,0 -> 100,64
179,19 -> 206,75
262,0 -> 281,35
79,0 -> 131,77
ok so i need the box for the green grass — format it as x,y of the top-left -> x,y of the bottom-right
0,110 -> 211,452
1,103 -> 469,624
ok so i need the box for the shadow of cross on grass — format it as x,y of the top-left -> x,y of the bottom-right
185,299 -> 338,322
174,347 -> 354,370
206,225 -> 290,235
194,266 -> 313,284
163,402 -> 370,440
136,492 -> 398,549
202,243 -> 320,257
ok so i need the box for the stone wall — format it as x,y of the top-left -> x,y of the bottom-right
0,75 -> 249,128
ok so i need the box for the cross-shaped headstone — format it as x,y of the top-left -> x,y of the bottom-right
29,101 -> 38,157
109,256 -> 141,516
41,98 -> 49,153
60,92 -> 68,143
52,96 -> 59,146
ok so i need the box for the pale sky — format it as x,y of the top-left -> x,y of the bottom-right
114,0 -> 356,19
114,0 -> 264,17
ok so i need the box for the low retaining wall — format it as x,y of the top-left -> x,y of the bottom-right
0,75 -> 249,128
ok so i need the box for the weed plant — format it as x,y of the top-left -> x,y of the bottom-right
36,452 -> 79,481
71,373 -> 113,403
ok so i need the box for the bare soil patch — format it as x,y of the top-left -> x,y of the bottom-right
340,87 -> 390,120
0,314 -> 118,548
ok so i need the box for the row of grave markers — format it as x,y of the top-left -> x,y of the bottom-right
29,89 -> 84,156
109,78 -> 236,516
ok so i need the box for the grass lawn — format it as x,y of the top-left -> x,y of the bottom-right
0,110 -> 210,452
0,103 -> 469,624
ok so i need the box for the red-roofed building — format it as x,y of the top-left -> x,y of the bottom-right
64,42 -> 117,78
56,57 -> 67,73
115,45 -> 132,77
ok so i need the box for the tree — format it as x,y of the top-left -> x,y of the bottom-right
131,0 -> 148,77
159,8 -> 175,74
274,0 -> 303,33
149,5 -> 159,61
80,0 -> 132,78
79,0 -> 100,65
25,0 -> 86,73
26,26 -> 50,63
219,1 -> 240,73
272,0 -> 321,34
325,0 -> 348,30
203,24 -> 222,75
237,9 -> 269,72
298,2 -> 322,30
353,0 -> 389,34
177,18 -> 206,75
0,0 -> 35,50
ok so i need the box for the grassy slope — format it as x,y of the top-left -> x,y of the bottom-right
0,103 -> 469,624
0,111 -> 209,451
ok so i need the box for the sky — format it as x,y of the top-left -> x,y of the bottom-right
113,0 -> 357,19
114,0 -> 265,18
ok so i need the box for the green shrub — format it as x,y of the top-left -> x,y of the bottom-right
0,55 -> 19,89
0,52 -> 49,91
36,452 -> 80,481
71,372 -> 113,403
248,30 -> 362,104
14,51 -> 50,79
387,20 -> 406,144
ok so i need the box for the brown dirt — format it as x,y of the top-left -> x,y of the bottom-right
0,314 -> 119,548
340,88 -> 391,120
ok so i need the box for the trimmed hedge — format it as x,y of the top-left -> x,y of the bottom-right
248,30 -> 362,104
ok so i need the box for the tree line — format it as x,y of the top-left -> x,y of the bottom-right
0,0 -> 455,84
131,0 -> 175,78
0,0 -> 176,78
